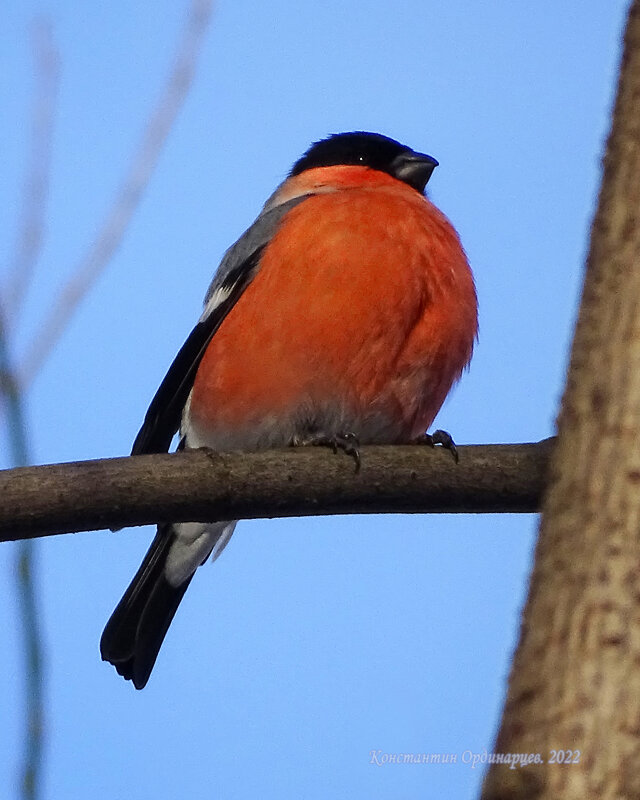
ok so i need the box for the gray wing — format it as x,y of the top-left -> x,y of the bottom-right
131,194 -> 309,456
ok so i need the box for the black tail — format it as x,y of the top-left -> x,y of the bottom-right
100,524 -> 193,689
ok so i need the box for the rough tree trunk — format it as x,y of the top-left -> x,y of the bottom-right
482,2 -> 640,798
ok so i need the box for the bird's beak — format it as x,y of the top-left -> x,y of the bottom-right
391,151 -> 439,193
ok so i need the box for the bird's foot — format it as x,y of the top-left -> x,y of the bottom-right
412,429 -> 459,463
291,431 -> 361,473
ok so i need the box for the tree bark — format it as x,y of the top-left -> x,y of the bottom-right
482,2 -> 640,798
0,441 -> 551,540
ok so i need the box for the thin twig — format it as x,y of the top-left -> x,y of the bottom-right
0,20 -> 56,800
3,18 -> 59,328
18,0 -> 214,386
0,310 -> 44,800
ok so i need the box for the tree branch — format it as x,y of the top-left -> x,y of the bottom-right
0,439 -> 553,541
3,17 -> 59,329
18,0 -> 213,387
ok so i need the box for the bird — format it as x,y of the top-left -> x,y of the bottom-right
100,131 -> 478,689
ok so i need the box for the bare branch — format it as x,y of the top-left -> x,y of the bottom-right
3,17 -> 59,328
0,440 -> 553,541
18,0 -> 213,386
0,21 -> 57,800
0,308 -> 44,800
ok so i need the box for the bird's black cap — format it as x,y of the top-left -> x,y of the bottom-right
290,131 -> 438,193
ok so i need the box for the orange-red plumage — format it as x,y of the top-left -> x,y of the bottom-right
190,166 -> 476,444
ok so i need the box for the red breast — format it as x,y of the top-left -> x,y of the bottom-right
189,165 -> 477,445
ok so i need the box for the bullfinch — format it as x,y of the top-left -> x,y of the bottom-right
100,131 -> 478,689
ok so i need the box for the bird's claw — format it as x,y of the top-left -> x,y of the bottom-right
412,429 -> 459,463
291,431 -> 361,473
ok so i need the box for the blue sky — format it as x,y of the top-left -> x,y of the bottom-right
0,2 -> 629,798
